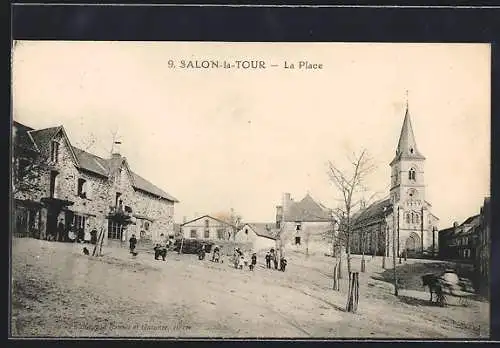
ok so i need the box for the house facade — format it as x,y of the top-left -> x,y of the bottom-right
180,215 -> 235,241
350,105 -> 439,258
439,211 -> 483,262
235,223 -> 277,252
275,193 -> 333,255
477,197 -> 490,297
12,121 -> 178,246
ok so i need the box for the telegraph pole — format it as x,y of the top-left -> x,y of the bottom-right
392,200 -> 398,296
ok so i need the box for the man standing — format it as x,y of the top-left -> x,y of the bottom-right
265,252 -> 271,269
250,253 -> 257,271
129,234 -> 137,254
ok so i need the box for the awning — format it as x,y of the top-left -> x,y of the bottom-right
132,214 -> 155,222
14,198 -> 44,208
41,197 -> 74,207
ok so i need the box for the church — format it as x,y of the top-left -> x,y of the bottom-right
349,103 -> 440,258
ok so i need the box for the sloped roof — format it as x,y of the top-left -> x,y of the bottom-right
390,107 -> 425,165
181,215 -> 236,228
285,194 -> 331,222
461,214 -> 480,226
72,146 -> 109,177
13,121 -> 39,153
131,171 -> 178,202
352,198 -> 392,227
439,227 -> 455,236
244,223 -> 278,240
14,121 -> 178,202
29,126 -> 62,154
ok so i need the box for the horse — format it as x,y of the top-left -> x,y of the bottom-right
422,273 -> 446,307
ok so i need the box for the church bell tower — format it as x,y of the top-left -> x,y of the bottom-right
389,98 -> 428,254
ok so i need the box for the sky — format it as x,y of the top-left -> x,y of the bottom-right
12,41 -> 490,228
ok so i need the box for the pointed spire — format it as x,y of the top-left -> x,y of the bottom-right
390,94 -> 425,165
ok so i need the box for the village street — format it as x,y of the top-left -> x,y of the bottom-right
11,237 -> 489,338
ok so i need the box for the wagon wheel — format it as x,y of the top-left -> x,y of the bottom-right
458,296 -> 471,307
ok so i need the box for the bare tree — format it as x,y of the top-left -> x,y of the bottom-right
327,149 -> 376,311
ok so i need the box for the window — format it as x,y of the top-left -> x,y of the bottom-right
406,213 -> 410,224
276,221 -> 281,229
205,219 -> 210,228
77,178 -> 87,198
295,222 -> 302,231
144,221 -> 150,231
190,229 -> 198,238
245,229 -> 248,234
295,236 -> 301,245
115,192 -> 122,208
49,171 -> 58,198
415,214 -> 420,225
108,220 -> 124,240
217,229 -> 224,239
409,168 -> 416,181
50,141 -> 60,163
204,229 -> 210,239
411,212 -> 415,224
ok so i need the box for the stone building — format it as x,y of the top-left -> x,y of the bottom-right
12,121 -> 178,246
275,193 -> 333,255
477,197 -> 490,297
235,223 -> 277,252
180,215 -> 235,241
350,104 -> 439,258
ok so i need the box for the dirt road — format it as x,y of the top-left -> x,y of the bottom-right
11,238 -> 489,338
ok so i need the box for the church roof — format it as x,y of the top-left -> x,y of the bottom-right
390,106 -> 425,165
351,198 -> 393,227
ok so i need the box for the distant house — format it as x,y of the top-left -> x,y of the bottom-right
439,214 -> 481,261
477,197 -> 490,297
236,223 -> 277,251
275,192 -> 333,255
180,215 -> 235,241
12,121 -> 179,246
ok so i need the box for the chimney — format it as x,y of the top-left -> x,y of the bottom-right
111,140 -> 122,158
453,221 -> 458,229
360,200 -> 366,209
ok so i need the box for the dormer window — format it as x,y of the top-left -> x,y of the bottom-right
410,148 -> 414,154
409,168 -> 416,181
50,141 -> 60,163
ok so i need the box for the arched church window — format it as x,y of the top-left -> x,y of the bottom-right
411,212 -> 415,224
416,214 -> 420,225
409,168 -> 416,181
406,213 -> 410,224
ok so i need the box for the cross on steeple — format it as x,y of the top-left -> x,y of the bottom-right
405,89 -> 409,111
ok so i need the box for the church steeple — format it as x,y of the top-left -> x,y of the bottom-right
390,99 -> 425,165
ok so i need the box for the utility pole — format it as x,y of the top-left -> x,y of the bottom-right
392,200 -> 398,296
398,206 -> 401,264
